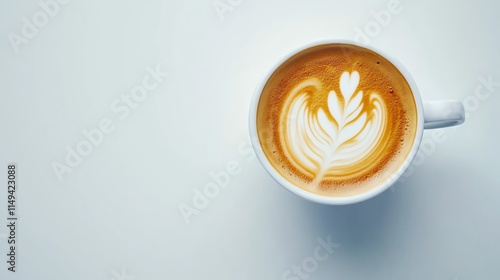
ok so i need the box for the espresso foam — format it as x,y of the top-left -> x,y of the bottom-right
256,44 -> 417,197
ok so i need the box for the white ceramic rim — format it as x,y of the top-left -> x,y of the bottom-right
248,40 -> 424,205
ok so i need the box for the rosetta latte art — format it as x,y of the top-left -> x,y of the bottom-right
279,71 -> 388,186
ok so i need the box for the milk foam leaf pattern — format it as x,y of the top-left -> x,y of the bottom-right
280,71 -> 386,184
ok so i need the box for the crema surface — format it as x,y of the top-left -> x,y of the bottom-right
256,44 -> 418,196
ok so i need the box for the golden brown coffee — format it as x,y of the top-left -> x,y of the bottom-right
256,44 -> 418,197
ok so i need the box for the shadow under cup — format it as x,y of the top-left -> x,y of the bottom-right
249,42 -> 424,205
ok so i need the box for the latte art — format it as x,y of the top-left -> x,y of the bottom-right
280,71 -> 387,186
256,44 -> 418,196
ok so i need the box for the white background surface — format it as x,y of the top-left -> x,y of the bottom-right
0,0 -> 499,279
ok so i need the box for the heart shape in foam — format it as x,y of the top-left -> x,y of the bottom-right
279,71 -> 388,186
339,71 -> 360,102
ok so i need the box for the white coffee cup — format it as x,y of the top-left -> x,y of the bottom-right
249,40 -> 465,205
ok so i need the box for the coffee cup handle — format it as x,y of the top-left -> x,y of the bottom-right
423,100 -> 465,129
